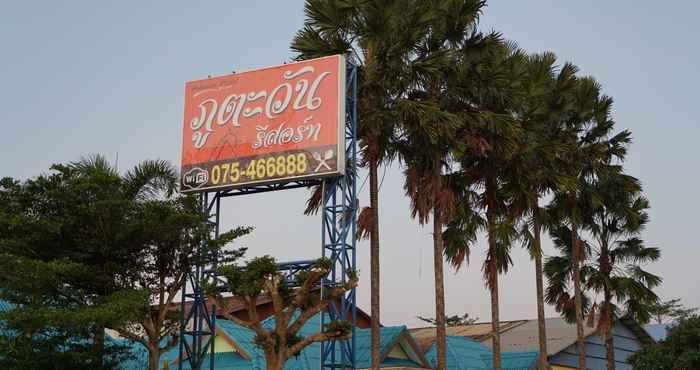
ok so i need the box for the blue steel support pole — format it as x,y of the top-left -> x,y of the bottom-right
178,191 -> 219,370
210,193 -> 220,370
321,59 -> 358,370
178,268 -> 186,370
350,61 -> 358,369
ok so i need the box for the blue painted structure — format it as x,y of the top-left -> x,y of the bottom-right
169,313 -> 427,370
178,59 -> 359,370
644,323 -> 671,341
424,337 -> 538,370
549,321 -> 646,370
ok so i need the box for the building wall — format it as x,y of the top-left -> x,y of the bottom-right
549,322 -> 642,370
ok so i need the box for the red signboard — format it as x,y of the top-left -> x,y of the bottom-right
180,55 -> 346,192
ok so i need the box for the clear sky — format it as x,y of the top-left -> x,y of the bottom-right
1,1 -> 698,327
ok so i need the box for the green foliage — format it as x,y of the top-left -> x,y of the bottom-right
218,255 -> 280,298
628,315 -> 700,369
545,171 -> 661,326
0,154 -> 247,369
214,255 -> 356,366
324,320 -> 351,338
417,313 -> 479,327
0,330 -> 134,370
647,298 -> 698,324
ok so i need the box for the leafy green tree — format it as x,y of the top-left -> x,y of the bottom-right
545,172 -> 661,370
113,199 -> 249,370
209,256 -> 358,370
416,312 -> 478,326
0,155 -> 245,370
647,298 -> 697,324
628,315 -> 700,370
0,255 -> 138,370
0,155 -> 176,369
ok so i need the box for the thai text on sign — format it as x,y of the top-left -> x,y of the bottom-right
180,55 -> 346,192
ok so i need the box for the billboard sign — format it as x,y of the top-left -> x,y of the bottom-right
180,55 -> 346,193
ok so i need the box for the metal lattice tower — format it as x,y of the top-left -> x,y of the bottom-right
178,61 -> 358,370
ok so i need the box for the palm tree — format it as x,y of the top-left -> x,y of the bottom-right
547,77 -> 634,369
443,39 -> 525,370
545,172 -> 660,370
292,1 -> 431,367
503,52 -> 578,369
396,2 -> 491,368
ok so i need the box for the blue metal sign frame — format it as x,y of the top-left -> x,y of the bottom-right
178,60 -> 358,370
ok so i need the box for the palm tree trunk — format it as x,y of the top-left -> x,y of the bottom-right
433,160 -> 447,370
486,183 -> 501,370
601,241 -> 615,370
362,45 -> 382,370
369,159 -> 381,370
604,299 -> 615,370
571,221 -> 586,370
533,212 -> 549,369
488,256 -> 502,370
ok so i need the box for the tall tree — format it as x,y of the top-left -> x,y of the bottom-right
398,2 -> 488,367
292,1 -> 431,367
416,312 -> 479,326
0,156 -> 253,370
648,298 -> 697,324
443,38 -> 525,370
546,171 -> 660,370
210,256 -> 358,370
114,200 -> 250,370
504,52 -> 579,369
546,75 -> 631,369
0,155 -> 179,369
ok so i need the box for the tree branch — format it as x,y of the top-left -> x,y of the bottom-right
285,330 -> 349,359
265,275 -> 288,335
287,278 -> 357,336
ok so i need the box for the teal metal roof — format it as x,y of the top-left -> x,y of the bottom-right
355,325 -> 409,368
110,337 -> 149,370
382,357 -> 425,367
0,299 -> 14,312
426,336 -> 491,370
482,351 -> 538,370
179,352 -> 253,370
217,319 -> 260,359
164,314 -> 424,369
425,336 -> 538,370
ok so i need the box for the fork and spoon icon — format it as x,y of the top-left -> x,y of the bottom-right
312,150 -> 334,172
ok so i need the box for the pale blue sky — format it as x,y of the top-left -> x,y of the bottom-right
1,1 -> 698,327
